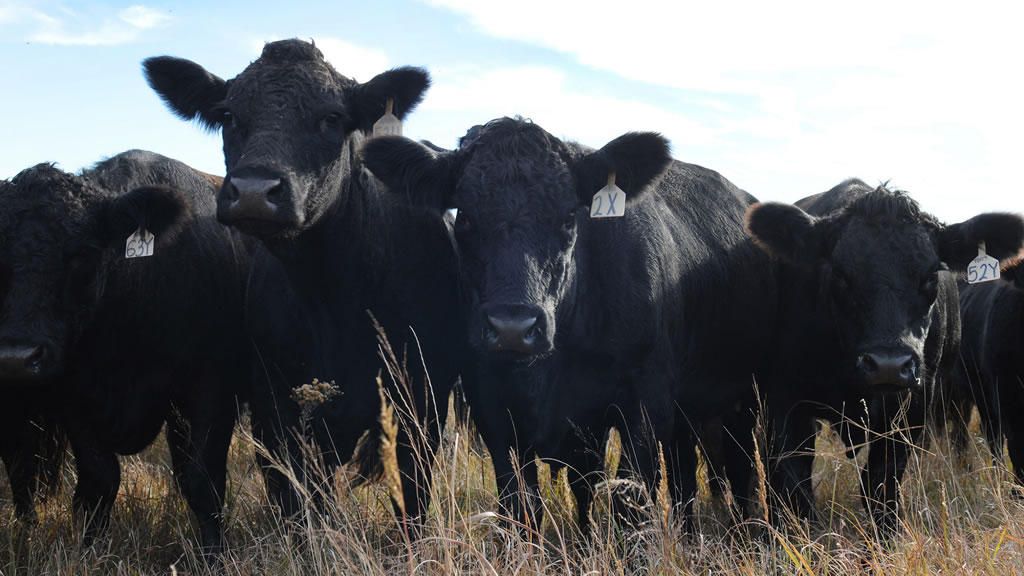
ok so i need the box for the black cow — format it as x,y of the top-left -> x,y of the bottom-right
143,39 -> 462,522
362,117 -> 777,529
951,262 -> 1024,480
0,151 -> 252,554
745,179 -> 1024,531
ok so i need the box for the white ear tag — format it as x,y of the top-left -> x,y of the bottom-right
125,227 -> 155,259
590,172 -> 625,218
372,97 -> 402,138
967,241 -> 1000,284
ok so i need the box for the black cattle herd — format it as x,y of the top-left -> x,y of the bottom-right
2,39 -> 1022,556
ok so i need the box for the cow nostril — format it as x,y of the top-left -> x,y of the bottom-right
26,346 -> 45,371
857,353 -> 879,374
900,357 -> 917,381
266,183 -> 283,202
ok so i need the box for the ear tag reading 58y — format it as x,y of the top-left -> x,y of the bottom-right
372,97 -> 402,138
125,227 -> 155,259
590,172 -> 625,218
967,241 -> 1000,284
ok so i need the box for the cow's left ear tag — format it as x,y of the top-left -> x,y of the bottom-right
967,241 -> 1000,284
590,172 -> 625,218
372,97 -> 402,138
125,227 -> 155,259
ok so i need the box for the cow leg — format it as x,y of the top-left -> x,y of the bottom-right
565,443 -> 602,534
861,395 -> 921,535
1,420 -> 44,525
492,445 -> 541,532
721,405 -> 756,519
769,416 -> 816,523
978,382 -> 1005,463
68,431 -> 120,544
670,434 -> 699,528
166,405 -> 235,559
2,450 -> 39,525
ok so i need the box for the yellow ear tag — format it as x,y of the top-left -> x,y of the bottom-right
372,97 -> 402,138
125,227 -> 155,259
967,241 -> 1000,284
590,172 -> 625,218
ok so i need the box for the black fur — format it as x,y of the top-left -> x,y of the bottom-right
951,262 -> 1024,481
744,179 -> 1024,532
0,150 -> 253,556
364,116 -> 777,530
145,38 -> 459,524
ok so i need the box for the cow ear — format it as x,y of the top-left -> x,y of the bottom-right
350,67 -> 430,135
100,186 -> 192,249
938,212 -> 1024,272
362,136 -> 454,211
746,202 -> 828,266
575,132 -> 671,206
143,56 -> 228,131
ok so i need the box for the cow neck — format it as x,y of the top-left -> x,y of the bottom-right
269,149 -> 391,317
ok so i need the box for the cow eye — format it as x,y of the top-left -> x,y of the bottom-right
563,210 -> 577,230
455,214 -> 472,233
921,271 -> 940,295
321,112 -> 346,133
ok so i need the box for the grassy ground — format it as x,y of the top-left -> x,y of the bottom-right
2,397 -> 1024,575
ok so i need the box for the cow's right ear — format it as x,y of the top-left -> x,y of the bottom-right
574,132 -> 672,206
143,56 -> 228,131
100,185 -> 192,250
361,136 -> 454,212
746,202 -> 828,266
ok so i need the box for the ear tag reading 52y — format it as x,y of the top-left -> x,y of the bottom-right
967,241 -> 1000,284
372,97 -> 402,138
125,227 -> 155,259
590,172 -> 625,218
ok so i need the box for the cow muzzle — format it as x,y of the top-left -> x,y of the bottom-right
856,351 -> 921,392
0,343 -> 52,382
480,304 -> 550,356
218,172 -> 292,237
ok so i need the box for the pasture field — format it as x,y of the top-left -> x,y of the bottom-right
2,396 -> 1024,575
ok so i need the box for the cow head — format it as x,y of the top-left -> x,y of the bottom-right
0,165 -> 189,383
144,39 -> 429,240
363,117 -> 671,359
747,184 -> 1024,392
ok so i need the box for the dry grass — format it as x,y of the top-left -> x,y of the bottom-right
3,398 -> 1024,575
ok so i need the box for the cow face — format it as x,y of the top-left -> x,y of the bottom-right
363,117 -> 671,359
0,165 -> 189,383
747,188 -> 1024,392
144,39 -> 429,240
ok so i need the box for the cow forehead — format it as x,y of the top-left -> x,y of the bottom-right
456,147 -> 575,212
228,57 -> 351,114
833,218 -> 938,275
1,170 -> 98,250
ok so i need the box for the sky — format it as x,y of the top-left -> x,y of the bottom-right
1,1 -> 1021,223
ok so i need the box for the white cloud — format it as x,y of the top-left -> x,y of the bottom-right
251,36 -> 390,83
420,65 -> 718,149
25,4 -> 171,46
426,0 -> 1024,222
118,5 -> 170,29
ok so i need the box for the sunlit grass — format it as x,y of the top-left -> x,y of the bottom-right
2,396 -> 1024,574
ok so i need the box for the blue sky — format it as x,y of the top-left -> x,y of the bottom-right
1,1 -> 1020,222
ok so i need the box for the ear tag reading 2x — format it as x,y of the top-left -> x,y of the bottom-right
372,97 -> 402,138
967,241 -> 1000,284
125,228 -> 155,259
590,172 -> 625,218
